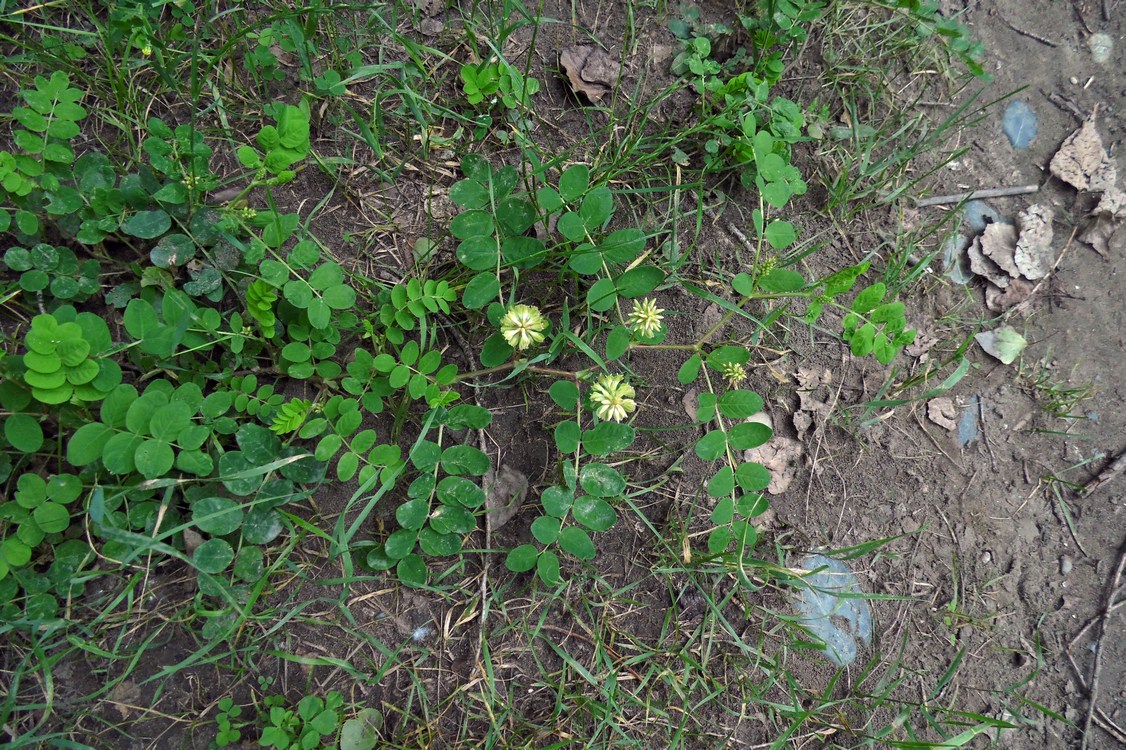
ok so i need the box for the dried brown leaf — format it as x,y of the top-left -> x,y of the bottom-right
1079,187 -> 1126,257
985,278 -> 1034,312
979,222 -> 1020,279
559,45 -> 618,102
927,398 -> 958,431
1014,204 -> 1054,280
485,465 -> 528,531
967,232 -> 1012,289
1050,115 -> 1118,192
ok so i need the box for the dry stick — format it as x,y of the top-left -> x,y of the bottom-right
915,184 -> 1040,207
1001,16 -> 1060,46
1080,538 -> 1126,750
1080,449 -> 1126,497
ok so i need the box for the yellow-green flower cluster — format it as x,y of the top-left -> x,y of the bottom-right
720,362 -> 746,387
627,297 -> 664,338
590,374 -> 636,423
499,304 -> 548,350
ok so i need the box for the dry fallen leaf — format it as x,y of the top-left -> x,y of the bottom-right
559,45 -> 619,102
979,222 -> 1021,280
743,437 -> 803,495
485,465 -> 528,531
966,232 -> 1012,289
985,278 -> 1034,312
927,397 -> 958,431
413,0 -> 443,16
1079,187 -> 1126,257
1014,204 -> 1054,280
1050,114 -> 1118,192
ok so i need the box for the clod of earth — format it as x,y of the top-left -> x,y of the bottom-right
743,436 -> 803,495
559,45 -> 620,103
790,554 -> 873,667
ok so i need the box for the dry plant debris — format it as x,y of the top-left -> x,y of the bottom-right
927,397 -> 959,431
743,437 -> 803,495
484,464 -> 528,531
1049,113 -> 1117,192
1080,187 -> 1126,257
559,45 -> 619,102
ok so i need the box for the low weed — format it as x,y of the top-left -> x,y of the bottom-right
0,0 -> 1047,747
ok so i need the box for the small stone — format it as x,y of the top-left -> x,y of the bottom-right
981,550 -> 992,564
1060,555 -> 1073,575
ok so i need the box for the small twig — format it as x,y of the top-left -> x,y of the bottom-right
1080,448 -> 1126,497
1044,89 -> 1088,122
915,184 -> 1039,207
1001,17 -> 1060,47
1079,537 -> 1126,750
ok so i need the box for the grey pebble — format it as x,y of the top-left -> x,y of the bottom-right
1060,555 -> 1073,575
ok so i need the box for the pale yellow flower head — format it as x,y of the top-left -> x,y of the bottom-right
590,374 -> 636,423
627,298 -> 664,338
499,304 -> 548,350
720,362 -> 746,387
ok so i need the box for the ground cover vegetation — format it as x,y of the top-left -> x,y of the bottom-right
0,0 -> 1048,746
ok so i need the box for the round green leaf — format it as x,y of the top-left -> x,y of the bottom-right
718,390 -> 765,419
233,546 -> 264,583
397,554 -> 427,587
554,422 -> 579,454
728,422 -> 773,451
695,430 -> 727,460
707,466 -> 735,498
558,527 -> 596,561
437,476 -> 485,508
47,474 -> 83,504
150,401 -> 193,442
418,527 -> 461,556
536,549 -> 562,585
616,265 -> 664,298
581,422 -> 635,456
531,515 -> 561,544
193,496 -> 244,536
505,544 -> 538,573
736,493 -> 769,518
193,538 -> 234,574
549,380 -> 580,410
572,495 -> 617,532
450,178 -> 489,209
384,529 -> 417,560
68,422 -> 111,466
121,209 -> 172,239
735,462 -> 771,491
441,445 -> 489,476
396,498 -> 429,530
1,538 -> 32,568
707,526 -> 732,554
462,272 -> 499,310
135,439 -> 175,479
33,501 -> 70,534
242,508 -> 284,544
4,413 -> 43,453
542,486 -> 573,518
586,277 -> 617,312
579,463 -> 625,497
428,505 -> 476,535
450,210 -> 494,240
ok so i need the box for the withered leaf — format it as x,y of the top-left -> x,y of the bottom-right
1014,204 -> 1054,280
1050,114 -> 1117,192
559,45 -> 618,103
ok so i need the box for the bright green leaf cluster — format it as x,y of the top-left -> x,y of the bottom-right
21,310 -> 118,404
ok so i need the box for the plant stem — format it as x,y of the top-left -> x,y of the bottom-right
455,362 -> 580,382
